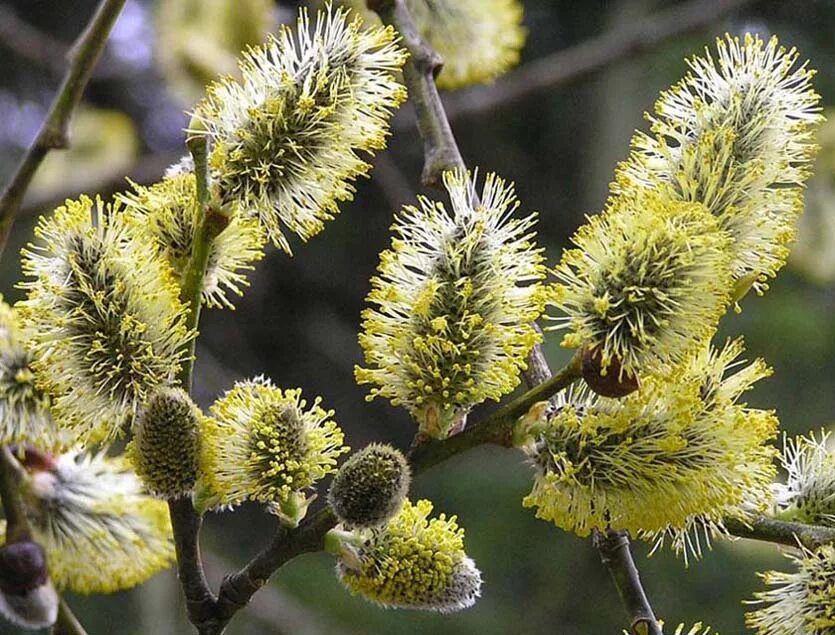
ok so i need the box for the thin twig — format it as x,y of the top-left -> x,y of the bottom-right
369,0 -> 464,188
441,0 -> 756,123
52,598 -> 89,635
0,0 -> 127,260
205,550 -> 349,635
0,5 -> 69,75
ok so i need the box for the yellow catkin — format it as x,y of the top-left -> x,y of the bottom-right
613,33 -> 823,295
193,6 -> 407,252
356,169 -> 545,438
337,499 -> 481,611
17,196 -> 191,443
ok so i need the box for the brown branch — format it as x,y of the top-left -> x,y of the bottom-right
0,0 -> 127,260
441,0 -> 756,123
594,530 -> 662,635
369,0 -> 464,188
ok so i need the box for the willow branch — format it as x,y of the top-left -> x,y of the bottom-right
409,353 -> 582,472
167,131 -> 230,635
725,515 -> 835,551
594,530 -> 662,635
214,351 -> 582,627
0,0 -> 127,260
442,0 -> 756,123
0,5 -> 69,75
368,0 -> 463,188
367,1 -> 664,630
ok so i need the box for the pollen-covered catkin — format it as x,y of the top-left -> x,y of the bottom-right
773,431 -> 835,526
356,170 -> 545,438
547,191 -> 733,380
522,339 -> 777,542
328,443 -> 410,528
193,5 -> 407,252
17,195 -> 191,443
198,377 -> 348,521
129,387 -> 201,500
335,499 -> 482,612
0,298 -> 55,450
346,0 -> 525,89
614,33 -> 823,296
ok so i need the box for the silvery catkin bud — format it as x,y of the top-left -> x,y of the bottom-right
129,387 -> 201,499
328,443 -> 410,528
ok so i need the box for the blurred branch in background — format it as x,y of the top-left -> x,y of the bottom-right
0,0 -> 127,259
441,0 -> 756,123
0,6 -> 124,81
0,5 -> 69,76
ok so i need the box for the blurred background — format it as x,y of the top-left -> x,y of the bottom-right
1,0 -> 834,633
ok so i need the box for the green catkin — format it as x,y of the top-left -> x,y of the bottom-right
129,387 -> 201,500
328,443 -> 410,528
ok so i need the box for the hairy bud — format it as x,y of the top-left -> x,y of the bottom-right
335,499 -> 482,612
129,387 -> 201,499
328,443 -> 410,528
0,541 -> 58,629
580,346 -> 639,398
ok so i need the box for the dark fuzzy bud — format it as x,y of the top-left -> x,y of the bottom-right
0,542 -> 47,595
328,444 -> 410,528
0,541 -> 57,628
582,346 -> 639,398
